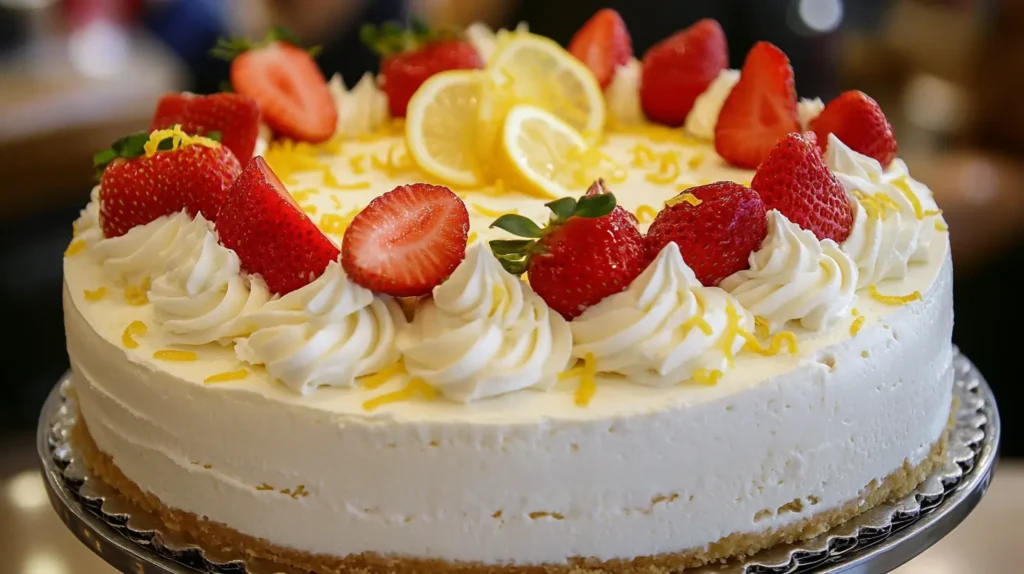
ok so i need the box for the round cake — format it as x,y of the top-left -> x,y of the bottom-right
63,14 -> 953,573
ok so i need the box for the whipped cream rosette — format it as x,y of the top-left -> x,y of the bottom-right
328,72 -> 389,138
147,214 -> 270,346
90,210 -> 199,286
397,244 -> 573,403
827,134 -> 943,287
605,58 -> 645,127
72,186 -> 103,246
234,261 -> 404,395
571,242 -> 752,386
684,69 -> 739,139
721,210 -> 858,332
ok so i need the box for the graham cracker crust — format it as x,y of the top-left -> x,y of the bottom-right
72,420 -> 948,574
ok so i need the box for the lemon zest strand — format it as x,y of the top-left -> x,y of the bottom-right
692,368 -> 722,386
558,366 -> 585,381
122,321 -> 147,349
754,316 -> 771,339
868,285 -> 922,305
935,220 -> 948,232
665,193 -> 702,207
472,203 -> 517,218
329,195 -> 342,210
468,231 -> 478,244
357,362 -> 407,390
64,240 -> 87,257
741,331 -> 798,356
124,277 -> 151,306
645,152 -> 680,185
680,316 -> 713,337
84,287 -> 107,302
892,177 -> 934,220
349,154 -> 367,175
204,369 -> 249,384
363,378 -> 437,412
634,205 -> 658,224
153,349 -> 198,361
574,353 -> 597,407
144,124 -> 220,157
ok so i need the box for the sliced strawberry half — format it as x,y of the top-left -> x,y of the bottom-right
230,42 -> 337,143
810,90 -> 898,166
151,92 -> 260,161
569,9 -> 633,89
217,157 -> 340,294
342,184 -> 470,297
715,42 -> 800,169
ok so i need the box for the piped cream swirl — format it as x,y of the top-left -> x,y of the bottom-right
606,58 -> 645,127
721,211 -> 858,332
397,245 -> 572,403
234,262 -> 404,395
684,69 -> 739,140
827,134 -> 944,287
798,97 -> 824,130
91,210 -> 195,285
571,242 -> 752,387
148,215 -> 270,345
73,186 -> 103,246
328,73 -> 389,138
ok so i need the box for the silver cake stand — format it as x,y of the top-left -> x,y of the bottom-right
39,347 -> 999,574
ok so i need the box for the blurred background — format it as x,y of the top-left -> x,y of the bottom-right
1,0 -> 1022,572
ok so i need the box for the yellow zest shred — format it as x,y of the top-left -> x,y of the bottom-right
153,349 -> 198,361
467,231 -> 478,244
613,124 -> 695,143
868,285 -> 922,305
290,188 -> 316,202
754,316 -> 771,340
472,203 -> 517,218
83,287 -> 107,301
357,362 -> 407,390
363,378 -> 437,411
680,316 -> 713,337
144,124 -> 220,157
319,208 -> 361,235
302,204 -> 317,215
692,368 -> 722,386
630,144 -> 657,168
323,167 -> 372,190
349,154 -> 367,175
741,331 -> 798,356
853,190 -> 887,220
892,177 -> 940,220
329,194 -> 342,209
64,240 -> 87,257
935,220 -> 948,232
558,366 -> 584,381
124,277 -> 151,306
204,369 -> 249,384
122,321 -> 147,349
490,284 -> 507,316
634,204 -> 658,224
263,139 -> 325,182
720,304 -> 744,367
645,152 -> 680,185
574,353 -> 598,407
686,152 -> 705,170
665,193 -> 702,207
850,308 -> 865,336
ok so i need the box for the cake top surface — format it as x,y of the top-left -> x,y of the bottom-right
64,13 -> 949,419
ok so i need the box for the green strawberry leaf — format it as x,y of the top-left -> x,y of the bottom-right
210,27 -> 321,62
490,214 -> 543,238
494,253 -> 529,276
573,192 -> 617,219
545,197 -> 577,223
489,239 -> 534,256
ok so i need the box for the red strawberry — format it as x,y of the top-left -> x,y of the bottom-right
640,19 -> 728,127
645,182 -> 767,286
751,133 -> 853,243
97,132 -> 241,238
810,90 -> 898,166
489,184 -> 646,320
217,157 -> 340,294
569,9 -> 633,89
342,184 -> 470,297
585,179 -> 638,227
151,92 -> 261,161
715,42 -> 800,169
364,22 -> 483,118
228,42 -> 337,143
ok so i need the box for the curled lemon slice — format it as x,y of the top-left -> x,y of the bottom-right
486,33 -> 605,143
499,104 -> 589,199
405,70 -> 485,188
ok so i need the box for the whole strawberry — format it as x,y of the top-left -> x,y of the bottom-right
810,90 -> 898,166
362,20 -> 483,118
212,29 -> 337,143
342,183 -> 470,297
645,182 -> 768,286
151,92 -> 261,161
569,9 -> 633,89
640,19 -> 728,127
217,157 -> 341,295
751,132 -> 853,243
96,129 -> 241,238
489,182 -> 646,320
715,42 -> 800,169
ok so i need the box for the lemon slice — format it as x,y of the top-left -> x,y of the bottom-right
487,34 -> 606,141
499,104 -> 589,199
405,70 -> 484,188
